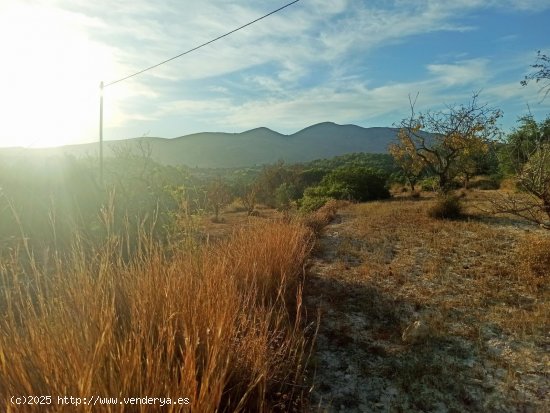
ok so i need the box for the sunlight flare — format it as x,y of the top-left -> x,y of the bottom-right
0,3 -> 120,148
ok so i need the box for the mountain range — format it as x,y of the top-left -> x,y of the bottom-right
1,122 -> 400,168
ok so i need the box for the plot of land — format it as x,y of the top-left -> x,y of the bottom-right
305,193 -> 549,412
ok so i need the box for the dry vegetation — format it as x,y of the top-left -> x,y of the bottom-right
1,190 -> 548,412
307,191 -> 549,412
0,203 -> 342,412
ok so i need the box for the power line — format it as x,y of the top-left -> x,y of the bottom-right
104,0 -> 301,88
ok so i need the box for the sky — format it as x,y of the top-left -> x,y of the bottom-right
0,0 -> 549,148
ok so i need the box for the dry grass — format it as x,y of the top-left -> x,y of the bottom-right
351,195 -> 549,340
427,195 -> 463,219
0,216 -> 319,412
309,192 -> 548,411
302,200 -> 346,235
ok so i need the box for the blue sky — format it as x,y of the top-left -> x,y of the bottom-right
0,0 -> 549,147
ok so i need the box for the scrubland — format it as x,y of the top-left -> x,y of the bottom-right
0,202 -> 339,413
1,184 -> 548,412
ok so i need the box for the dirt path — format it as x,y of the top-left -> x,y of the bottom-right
305,208 -> 404,412
304,201 -> 549,413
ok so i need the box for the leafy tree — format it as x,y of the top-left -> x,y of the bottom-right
321,167 -> 389,201
205,176 -> 232,221
275,183 -> 298,211
395,93 -> 502,192
492,115 -> 550,228
303,153 -> 398,175
519,143 -> 550,220
296,168 -> 328,194
499,115 -> 550,174
453,139 -> 500,188
388,136 -> 425,191
299,167 -> 389,210
255,161 -> 302,208
521,50 -> 550,101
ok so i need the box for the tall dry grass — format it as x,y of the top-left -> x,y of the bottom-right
0,216 -> 317,412
302,200 -> 344,235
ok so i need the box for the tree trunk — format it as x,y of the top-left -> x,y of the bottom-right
438,174 -> 449,193
464,174 -> 470,189
543,196 -> 550,221
408,178 -> 416,192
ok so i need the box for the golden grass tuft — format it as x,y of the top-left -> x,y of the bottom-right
0,218 -> 317,412
516,234 -> 550,281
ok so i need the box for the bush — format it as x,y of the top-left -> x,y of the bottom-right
320,167 -> 390,201
298,167 -> 390,211
275,182 -> 298,211
428,195 -> 463,219
299,193 -> 332,213
419,176 -> 439,192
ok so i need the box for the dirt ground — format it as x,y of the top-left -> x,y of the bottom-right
304,193 -> 549,412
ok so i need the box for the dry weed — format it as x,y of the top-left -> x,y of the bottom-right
0,218 -> 318,412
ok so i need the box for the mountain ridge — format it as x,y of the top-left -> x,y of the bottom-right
0,122 -> 400,168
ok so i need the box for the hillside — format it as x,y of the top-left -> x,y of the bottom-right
0,122 -> 400,168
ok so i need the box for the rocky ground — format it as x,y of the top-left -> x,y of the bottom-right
305,196 -> 549,413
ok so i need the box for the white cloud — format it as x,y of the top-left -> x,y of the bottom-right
427,59 -> 490,86
147,51 -> 550,135
3,0 -> 550,146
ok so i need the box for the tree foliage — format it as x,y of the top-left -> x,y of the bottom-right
255,161 -> 296,208
300,166 -> 390,211
491,115 -> 550,227
205,176 -> 232,221
518,143 -> 550,219
499,115 -> 550,174
394,93 -> 502,191
234,181 -> 259,216
388,135 -> 425,191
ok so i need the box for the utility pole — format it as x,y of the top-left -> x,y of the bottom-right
99,81 -> 104,185
97,1 -> 300,185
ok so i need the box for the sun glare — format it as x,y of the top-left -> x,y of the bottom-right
0,3 -> 119,148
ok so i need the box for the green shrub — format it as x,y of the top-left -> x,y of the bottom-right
299,193 -> 332,213
419,176 -> 439,192
320,167 -> 390,201
428,195 -> 463,219
275,183 -> 298,211
298,166 -> 390,211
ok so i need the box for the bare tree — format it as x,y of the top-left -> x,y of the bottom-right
395,93 -> 502,192
240,183 -> 259,216
521,51 -> 550,101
